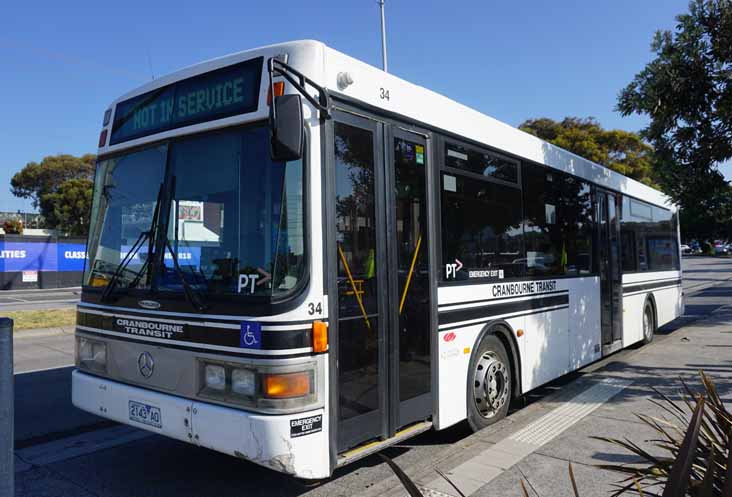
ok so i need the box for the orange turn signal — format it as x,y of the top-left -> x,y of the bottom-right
267,81 -> 285,105
516,329 -> 524,337
263,372 -> 311,399
98,129 -> 108,148
313,320 -> 328,353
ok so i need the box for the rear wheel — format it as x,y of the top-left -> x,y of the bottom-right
642,300 -> 655,345
467,334 -> 511,432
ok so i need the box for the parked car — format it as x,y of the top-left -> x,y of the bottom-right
714,242 -> 729,255
680,244 -> 691,255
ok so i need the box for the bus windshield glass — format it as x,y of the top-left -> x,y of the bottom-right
84,125 -> 306,300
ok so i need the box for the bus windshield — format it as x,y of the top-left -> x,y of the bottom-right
84,125 -> 306,300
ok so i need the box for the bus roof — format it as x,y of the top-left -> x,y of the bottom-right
102,39 -> 673,210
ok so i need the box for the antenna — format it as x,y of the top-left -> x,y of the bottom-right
146,47 -> 155,80
378,0 -> 388,72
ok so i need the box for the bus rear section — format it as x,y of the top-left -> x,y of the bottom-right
72,41 -> 336,479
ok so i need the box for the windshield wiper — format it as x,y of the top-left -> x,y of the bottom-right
100,184 -> 164,302
164,238 -> 207,312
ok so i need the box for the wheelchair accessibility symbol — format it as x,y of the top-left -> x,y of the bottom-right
239,321 -> 262,349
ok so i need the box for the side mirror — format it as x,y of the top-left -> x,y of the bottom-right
270,94 -> 304,162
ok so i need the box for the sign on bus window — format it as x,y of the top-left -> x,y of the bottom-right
110,57 -> 262,145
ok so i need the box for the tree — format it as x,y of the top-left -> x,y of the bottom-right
39,178 -> 94,236
10,153 -> 95,234
11,154 -> 95,208
616,0 -> 732,238
519,117 -> 659,188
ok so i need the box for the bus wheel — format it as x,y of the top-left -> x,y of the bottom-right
467,335 -> 511,432
642,300 -> 656,345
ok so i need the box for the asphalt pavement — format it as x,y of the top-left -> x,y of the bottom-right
9,256 -> 732,497
0,287 -> 80,311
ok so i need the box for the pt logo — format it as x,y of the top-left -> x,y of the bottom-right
445,259 -> 463,279
138,352 -> 155,378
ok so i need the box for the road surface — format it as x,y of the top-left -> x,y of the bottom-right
0,287 -> 80,311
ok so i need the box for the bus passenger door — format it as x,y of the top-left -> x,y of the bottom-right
597,190 -> 623,354
331,113 -> 388,451
386,127 -> 432,430
329,112 -> 433,454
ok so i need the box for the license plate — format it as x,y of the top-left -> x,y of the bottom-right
128,400 -> 162,429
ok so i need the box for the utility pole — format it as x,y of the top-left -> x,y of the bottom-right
379,0 -> 388,72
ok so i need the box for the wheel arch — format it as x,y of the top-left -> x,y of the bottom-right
471,320 -> 522,399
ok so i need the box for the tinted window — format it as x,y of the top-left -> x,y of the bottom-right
159,126 -> 305,297
441,173 -> 524,280
522,163 -> 594,276
445,143 -> 518,183
620,196 -> 679,272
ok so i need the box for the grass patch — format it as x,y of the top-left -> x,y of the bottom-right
3,308 -> 76,331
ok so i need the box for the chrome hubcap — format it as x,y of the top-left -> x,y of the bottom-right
473,352 -> 509,419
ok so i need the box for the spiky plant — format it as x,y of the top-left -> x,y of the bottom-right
595,371 -> 732,496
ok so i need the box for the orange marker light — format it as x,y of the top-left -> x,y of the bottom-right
516,329 -> 524,337
267,81 -> 285,105
98,129 -> 108,148
264,372 -> 311,399
313,321 -> 328,353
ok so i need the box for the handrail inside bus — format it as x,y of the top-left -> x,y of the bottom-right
399,235 -> 422,314
337,244 -> 371,330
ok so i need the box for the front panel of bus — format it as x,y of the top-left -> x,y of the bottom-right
72,42 -> 332,478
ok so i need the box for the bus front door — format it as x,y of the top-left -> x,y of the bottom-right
330,112 -> 433,453
597,190 -> 623,354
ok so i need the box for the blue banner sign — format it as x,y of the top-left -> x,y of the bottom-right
119,246 -> 201,268
0,241 -> 87,273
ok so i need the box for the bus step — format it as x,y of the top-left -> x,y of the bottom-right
336,420 -> 433,467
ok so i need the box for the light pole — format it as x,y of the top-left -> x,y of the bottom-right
379,0 -> 388,72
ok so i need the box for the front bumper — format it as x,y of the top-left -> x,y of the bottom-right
72,370 -> 330,478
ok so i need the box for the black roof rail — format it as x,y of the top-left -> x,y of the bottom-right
268,57 -> 332,120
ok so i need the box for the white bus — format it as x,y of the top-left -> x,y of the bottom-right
73,40 -> 683,479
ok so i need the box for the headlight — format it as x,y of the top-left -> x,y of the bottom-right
204,364 -> 226,391
76,337 -> 107,373
231,369 -> 255,397
198,360 -> 317,411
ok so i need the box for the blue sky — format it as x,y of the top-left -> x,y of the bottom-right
2,0 -> 722,212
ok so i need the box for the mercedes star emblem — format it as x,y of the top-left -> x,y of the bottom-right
138,352 -> 155,378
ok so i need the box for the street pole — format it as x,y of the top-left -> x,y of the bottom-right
0,318 -> 13,497
379,0 -> 388,72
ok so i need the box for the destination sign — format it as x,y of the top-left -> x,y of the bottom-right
110,57 -> 263,145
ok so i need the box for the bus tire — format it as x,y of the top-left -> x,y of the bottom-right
642,299 -> 656,345
467,334 -> 511,432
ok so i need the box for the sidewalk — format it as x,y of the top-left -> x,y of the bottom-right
13,326 -> 75,374
377,306 -> 732,497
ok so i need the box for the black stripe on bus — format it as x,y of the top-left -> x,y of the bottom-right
437,289 -> 568,311
439,305 -> 570,332
438,294 -> 569,325
77,312 -> 312,350
623,279 -> 682,294
76,328 -> 315,360
76,304 -> 325,327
